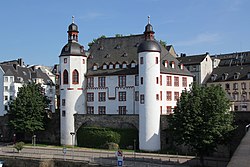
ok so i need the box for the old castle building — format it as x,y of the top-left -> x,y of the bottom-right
59,18 -> 193,151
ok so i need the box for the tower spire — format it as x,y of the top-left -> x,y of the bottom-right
72,16 -> 75,23
148,16 -> 150,24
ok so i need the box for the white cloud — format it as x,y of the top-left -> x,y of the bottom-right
79,12 -> 104,20
175,32 -> 220,46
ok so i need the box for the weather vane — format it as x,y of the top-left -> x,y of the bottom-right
72,16 -> 75,23
148,16 -> 150,24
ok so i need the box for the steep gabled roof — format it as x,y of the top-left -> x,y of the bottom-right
87,34 -> 192,77
206,65 -> 250,83
177,53 -> 208,65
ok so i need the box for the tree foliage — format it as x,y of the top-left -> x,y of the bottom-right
169,83 -> 235,164
8,83 -> 50,134
159,40 -> 167,48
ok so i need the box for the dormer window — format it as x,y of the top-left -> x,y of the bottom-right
211,74 -> 217,81
180,63 -> 184,70
115,44 -> 121,49
103,64 -> 107,70
105,54 -> 110,58
115,63 -> 120,69
93,64 -> 98,71
109,63 -> 114,69
122,62 -> 127,69
234,72 -> 240,80
222,73 -> 229,80
164,60 -> 168,68
171,61 -> 175,68
99,45 -> 104,50
122,53 -> 128,57
131,61 -> 136,68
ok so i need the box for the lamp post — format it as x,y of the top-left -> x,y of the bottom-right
70,132 -> 75,160
133,139 -> 136,160
13,134 -> 16,145
33,135 -> 36,146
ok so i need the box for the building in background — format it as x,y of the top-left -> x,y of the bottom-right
0,59 -> 56,116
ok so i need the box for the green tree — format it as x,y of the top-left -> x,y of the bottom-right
169,83 -> 235,166
159,40 -> 167,48
8,83 -> 50,135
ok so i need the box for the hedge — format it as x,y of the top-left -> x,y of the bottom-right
77,126 -> 138,149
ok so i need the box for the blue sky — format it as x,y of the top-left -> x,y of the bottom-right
0,0 -> 249,66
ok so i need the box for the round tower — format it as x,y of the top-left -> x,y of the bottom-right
138,17 -> 161,151
59,17 -> 87,145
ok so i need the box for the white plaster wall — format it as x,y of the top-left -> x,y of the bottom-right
87,75 -> 137,114
139,51 -> 161,151
200,55 -> 213,84
60,55 -> 87,145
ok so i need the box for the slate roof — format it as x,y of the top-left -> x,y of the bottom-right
87,34 -> 193,77
177,53 -> 208,65
206,64 -> 250,83
211,51 -> 250,67
0,64 -> 52,84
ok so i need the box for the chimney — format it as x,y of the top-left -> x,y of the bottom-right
17,58 -> 23,67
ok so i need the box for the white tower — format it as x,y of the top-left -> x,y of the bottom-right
59,17 -> 87,145
138,17 -> 161,151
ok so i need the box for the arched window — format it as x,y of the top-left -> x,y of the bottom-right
63,70 -> 68,84
72,69 -> 79,84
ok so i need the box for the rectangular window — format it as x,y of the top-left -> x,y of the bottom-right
140,94 -> 145,104
87,77 -> 94,88
160,91 -> 162,101
87,106 -> 94,114
156,77 -> 159,84
141,77 -> 143,85
135,91 -> 139,101
64,58 -> 67,63
242,82 -> 246,89
174,77 -> 179,87
225,83 -> 230,90
182,77 -> 187,87
135,75 -> 139,86
98,92 -> 106,102
87,93 -> 94,102
160,75 -> 162,86
4,96 -> 8,100
167,76 -> 172,86
156,94 -> 159,101
160,106 -> 162,115
167,106 -> 172,114
118,106 -> 126,115
9,86 -> 14,92
82,59 -> 85,64
98,77 -> 106,87
62,110 -> 66,117
174,92 -> 179,101
166,91 -> 172,101
233,93 -> 239,101
119,92 -> 126,101
9,96 -> 13,101
155,57 -> 159,64
118,76 -> 126,87
140,57 -> 143,64
4,86 -> 8,92
62,99 -> 65,106
98,106 -> 106,114
4,77 -> 8,82
10,77 -> 14,82
233,83 -> 238,90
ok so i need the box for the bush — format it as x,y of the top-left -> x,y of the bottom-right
102,142 -> 119,150
14,142 -> 25,153
77,127 -> 138,149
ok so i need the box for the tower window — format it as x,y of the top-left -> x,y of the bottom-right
140,57 -> 144,64
141,77 -> 143,85
64,58 -> 67,63
140,94 -> 145,104
155,57 -> 158,64
62,110 -> 66,117
63,70 -> 68,84
135,91 -> 139,101
135,75 -> 139,86
62,99 -> 66,106
82,59 -> 85,64
72,69 -> 79,84
156,77 -> 159,84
